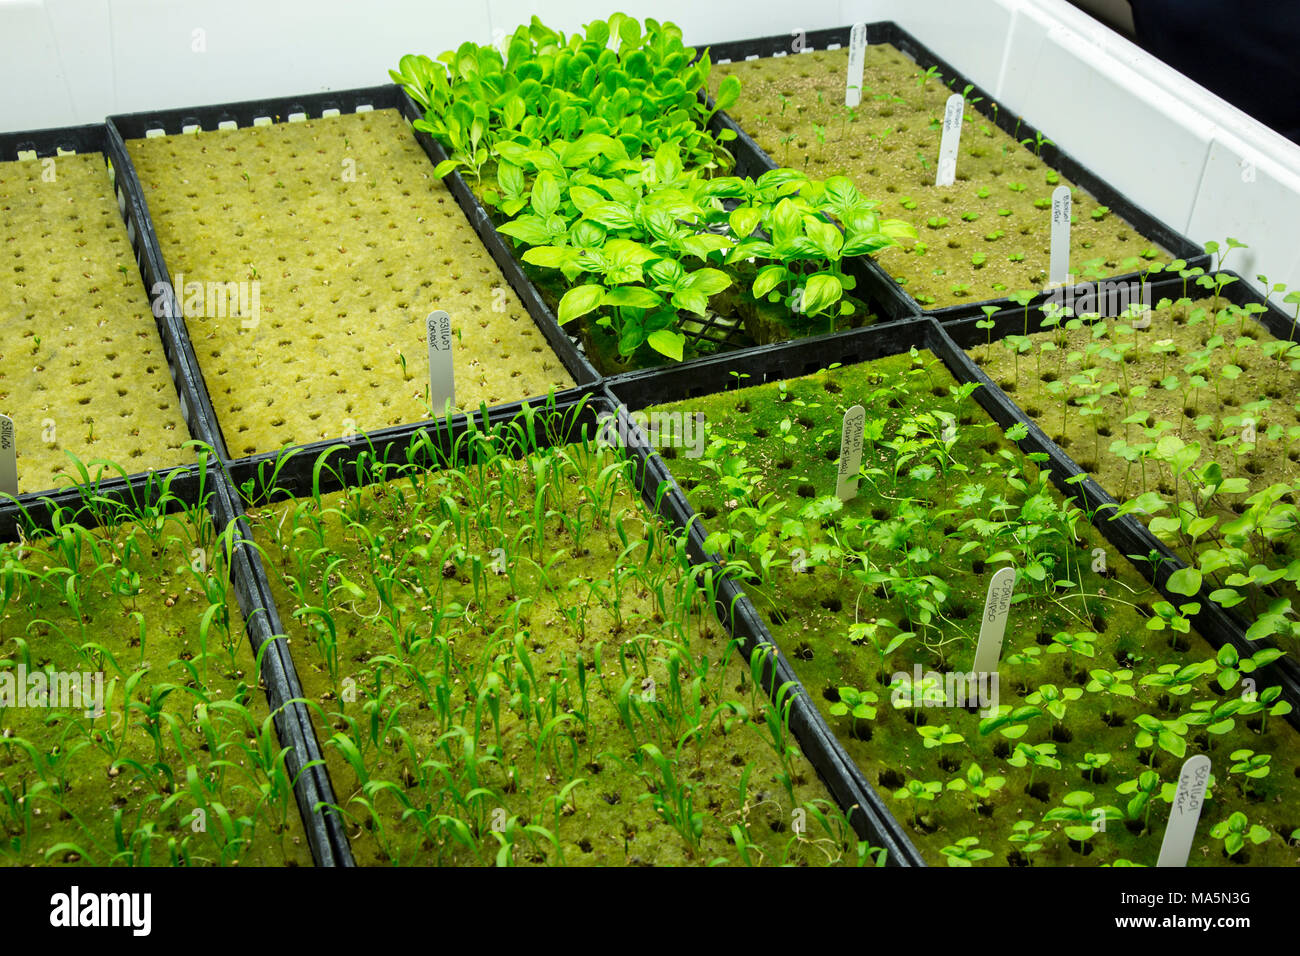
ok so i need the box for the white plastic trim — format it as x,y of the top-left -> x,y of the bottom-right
0,0 -> 1296,292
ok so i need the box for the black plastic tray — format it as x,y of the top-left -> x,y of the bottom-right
942,270 -> 1300,720
0,452 -> 350,865
606,312 -> 1300,864
0,463 -> 201,542
0,122 -> 221,509
608,318 -> 968,866
2,121 -> 355,865
700,22 -> 1209,322
108,86 -> 598,465
223,386 -> 596,500
206,472 -> 354,867
601,389 -> 920,865
227,392 -> 584,503
226,392 -> 918,865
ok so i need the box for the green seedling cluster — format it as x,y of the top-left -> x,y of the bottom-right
514,158 -> 911,361
393,14 -> 915,369
245,404 -> 883,866
648,350 -> 1300,865
0,464 -> 311,866
391,13 -> 736,183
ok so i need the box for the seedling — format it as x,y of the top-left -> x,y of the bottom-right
828,685 -> 878,723
945,762 -> 1006,809
940,836 -> 992,866
1209,811 -> 1271,858
1076,752 -> 1111,783
1227,749 -> 1271,795
1042,791 -> 1119,844
1008,741 -> 1061,793
1117,769 -> 1162,830
893,778 -> 944,826
1009,820 -> 1050,864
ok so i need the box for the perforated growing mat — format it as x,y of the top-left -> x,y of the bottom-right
713,45 -> 1172,309
127,109 -> 575,457
0,151 -> 189,493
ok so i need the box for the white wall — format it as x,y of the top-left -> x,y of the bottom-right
3,0 -> 1298,296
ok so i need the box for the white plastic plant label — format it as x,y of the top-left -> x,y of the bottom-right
835,404 -> 866,501
972,567 -> 1016,675
935,93 -> 964,187
426,310 -> 455,414
0,414 -> 16,497
1049,185 -> 1072,287
845,23 -> 867,108
1156,755 -> 1211,867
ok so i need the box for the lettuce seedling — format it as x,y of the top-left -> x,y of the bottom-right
1139,660 -> 1216,698
828,686 -> 878,722
1084,667 -> 1135,698
1047,630 -> 1096,675
728,171 -> 915,333
917,723 -> 965,750
1026,683 -> 1082,729
1116,769 -> 1160,829
1007,741 -> 1061,792
978,704 -> 1042,740
1076,752 -> 1111,783
1132,713 -> 1190,759
1240,684 -> 1293,734
1213,644 -> 1285,691
395,14 -> 739,183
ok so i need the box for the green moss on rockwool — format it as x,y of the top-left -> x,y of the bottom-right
127,111 -> 574,457
248,441 -> 874,866
649,352 -> 1300,866
713,46 -> 1170,309
0,508 -> 312,866
0,152 -> 189,492
973,292 -> 1300,636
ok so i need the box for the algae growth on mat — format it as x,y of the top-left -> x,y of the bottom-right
127,110 -> 574,457
247,432 -> 877,866
648,351 -> 1300,866
0,501 -> 313,866
712,45 -> 1169,309
0,151 -> 189,491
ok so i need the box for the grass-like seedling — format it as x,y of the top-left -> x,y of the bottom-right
0,469 -> 311,866
243,403 -> 884,866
